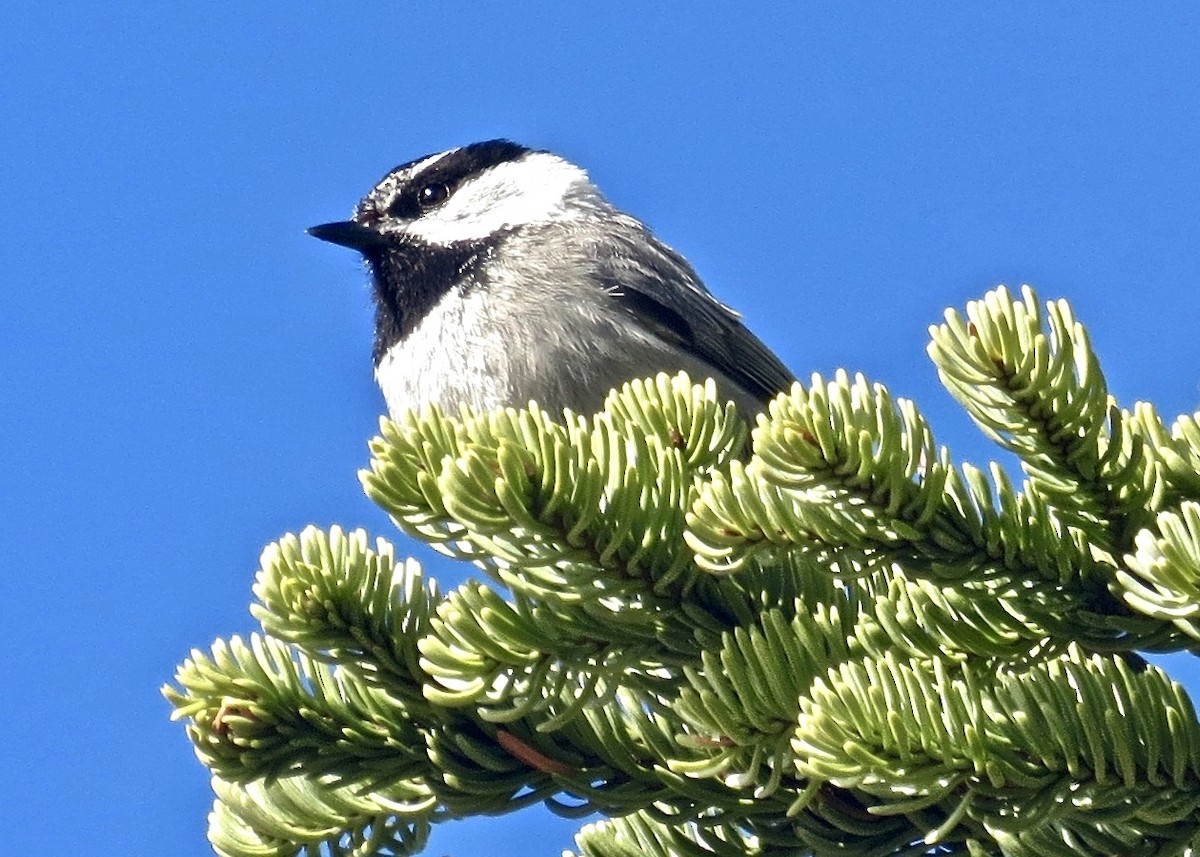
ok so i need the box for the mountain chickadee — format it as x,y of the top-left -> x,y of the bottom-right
309,140 -> 794,418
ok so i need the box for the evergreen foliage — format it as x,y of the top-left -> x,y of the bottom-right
166,287 -> 1200,855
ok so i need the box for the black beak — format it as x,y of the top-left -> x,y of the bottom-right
307,220 -> 389,252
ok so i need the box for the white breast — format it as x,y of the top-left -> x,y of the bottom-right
374,285 -> 510,416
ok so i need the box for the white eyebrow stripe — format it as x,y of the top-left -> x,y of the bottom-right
411,149 -> 454,174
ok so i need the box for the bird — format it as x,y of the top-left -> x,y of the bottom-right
308,139 -> 794,419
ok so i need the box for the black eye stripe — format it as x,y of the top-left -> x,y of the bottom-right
379,139 -> 532,220
417,183 -> 449,208
386,181 -> 449,218
384,192 -> 421,219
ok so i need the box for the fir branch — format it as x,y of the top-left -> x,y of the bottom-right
792,645 -> 1200,851
208,773 -> 434,857
1120,501 -> 1200,644
928,286 -> 1156,551
168,288 -> 1200,856
571,812 -> 761,857
251,526 -> 439,706
673,607 -> 857,798
165,634 -> 428,786
360,374 -> 746,602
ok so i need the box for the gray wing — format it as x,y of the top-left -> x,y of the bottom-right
588,220 -> 795,405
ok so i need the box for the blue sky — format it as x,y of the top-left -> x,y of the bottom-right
4,5 -> 1200,855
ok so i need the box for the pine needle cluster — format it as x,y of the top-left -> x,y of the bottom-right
166,287 -> 1200,856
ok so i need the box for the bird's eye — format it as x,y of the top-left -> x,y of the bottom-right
417,182 -> 450,209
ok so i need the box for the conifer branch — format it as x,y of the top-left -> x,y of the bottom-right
167,286 -> 1200,856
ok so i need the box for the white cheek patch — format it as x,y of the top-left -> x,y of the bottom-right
406,153 -> 599,245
